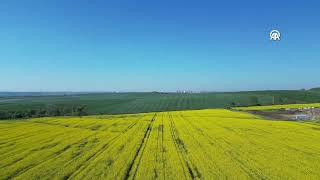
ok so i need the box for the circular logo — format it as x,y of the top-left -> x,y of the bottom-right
270,30 -> 280,41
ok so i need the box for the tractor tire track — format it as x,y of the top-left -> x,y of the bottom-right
123,113 -> 157,180
0,130 -> 79,168
181,112 -> 262,179
114,116 -> 154,178
168,113 -> 201,180
177,113 -> 225,177
72,117 -> 144,179
69,119 -> 140,179
5,132 -> 95,180
161,113 -> 166,180
0,128 -> 48,145
155,113 -> 165,179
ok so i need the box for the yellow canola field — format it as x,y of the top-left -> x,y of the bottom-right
1,109 -> 320,179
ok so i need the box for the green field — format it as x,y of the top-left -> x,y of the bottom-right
234,103 -> 320,110
1,89 -> 320,120
1,109 -> 320,179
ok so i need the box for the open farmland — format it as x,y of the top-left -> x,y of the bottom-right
2,89 -> 320,120
234,103 -> 320,110
1,109 -> 320,179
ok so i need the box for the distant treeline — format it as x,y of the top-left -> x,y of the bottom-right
0,105 -> 87,120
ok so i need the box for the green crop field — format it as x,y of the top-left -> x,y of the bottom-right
1,89 -> 320,120
1,109 -> 320,179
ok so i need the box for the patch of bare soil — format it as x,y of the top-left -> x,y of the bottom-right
246,110 -> 295,121
247,108 -> 320,121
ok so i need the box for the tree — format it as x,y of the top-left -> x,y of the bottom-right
0,111 -> 9,120
74,106 -> 86,117
46,105 -> 62,116
231,102 -> 237,107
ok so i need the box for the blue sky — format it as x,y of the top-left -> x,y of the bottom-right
0,0 -> 319,92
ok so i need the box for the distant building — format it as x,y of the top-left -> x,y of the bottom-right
294,114 -> 311,120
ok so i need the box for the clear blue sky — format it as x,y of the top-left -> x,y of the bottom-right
1,0 -> 319,92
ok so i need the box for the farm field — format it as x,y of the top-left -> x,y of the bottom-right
234,103 -> 320,110
1,109 -> 320,179
2,89 -> 320,120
